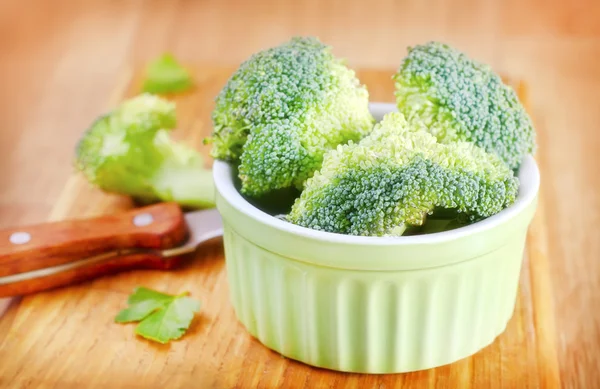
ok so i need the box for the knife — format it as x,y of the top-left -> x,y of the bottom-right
0,203 -> 223,297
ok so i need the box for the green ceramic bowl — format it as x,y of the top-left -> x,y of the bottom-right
212,103 -> 540,374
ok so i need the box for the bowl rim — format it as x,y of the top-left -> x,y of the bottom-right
212,103 -> 540,247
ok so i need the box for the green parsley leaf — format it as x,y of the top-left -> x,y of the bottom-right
115,287 -> 201,344
134,296 -> 200,343
141,53 -> 194,94
115,287 -> 174,323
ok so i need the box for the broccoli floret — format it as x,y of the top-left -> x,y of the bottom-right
207,36 -> 374,196
75,94 -> 215,208
287,113 -> 519,236
393,41 -> 535,170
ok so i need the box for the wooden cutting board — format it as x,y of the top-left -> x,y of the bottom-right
0,67 -> 561,388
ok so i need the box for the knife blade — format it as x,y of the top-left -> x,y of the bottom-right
0,203 -> 224,297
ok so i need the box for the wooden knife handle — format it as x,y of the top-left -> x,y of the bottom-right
0,202 -> 188,278
0,251 -> 188,297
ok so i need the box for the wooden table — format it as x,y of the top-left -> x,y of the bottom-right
0,1 -> 599,387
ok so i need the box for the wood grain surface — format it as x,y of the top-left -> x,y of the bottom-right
0,67 -> 560,388
0,1 -> 599,387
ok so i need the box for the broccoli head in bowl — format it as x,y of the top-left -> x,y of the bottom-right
207,36 -> 374,197
287,112 -> 519,236
393,42 -> 536,170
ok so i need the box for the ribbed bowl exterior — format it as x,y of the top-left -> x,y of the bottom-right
222,223 -> 529,373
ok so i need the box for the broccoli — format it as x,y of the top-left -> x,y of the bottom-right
287,113 -> 519,236
75,94 -> 215,208
393,41 -> 535,170
207,36 -> 374,196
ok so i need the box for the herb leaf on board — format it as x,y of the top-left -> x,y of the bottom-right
115,287 -> 201,344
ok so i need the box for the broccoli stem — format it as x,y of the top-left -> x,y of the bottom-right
152,162 -> 216,209
420,218 -> 454,234
388,224 -> 408,236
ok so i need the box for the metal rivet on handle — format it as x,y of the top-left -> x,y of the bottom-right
133,213 -> 154,227
10,232 -> 31,245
